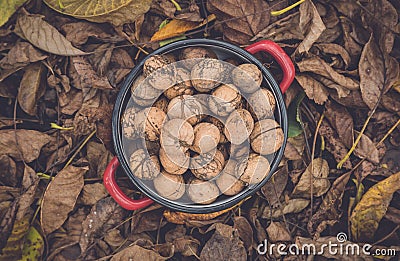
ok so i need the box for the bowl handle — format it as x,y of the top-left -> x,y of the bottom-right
245,40 -> 295,94
103,156 -> 154,210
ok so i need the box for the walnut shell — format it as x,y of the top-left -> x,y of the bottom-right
167,95 -> 204,125
160,118 -> 194,153
206,117 -> 228,144
216,160 -> 245,195
131,75 -> 159,107
164,67 -> 193,99
238,153 -> 270,185
248,88 -> 276,119
122,106 -> 140,139
145,140 -> 160,155
145,107 -> 166,141
129,149 -> 160,180
250,119 -> 284,155
187,178 -> 220,204
232,64 -> 262,93
144,55 -> 177,90
190,150 -> 225,180
153,170 -> 185,200
229,142 -> 251,160
143,55 -> 172,76
159,147 -> 190,175
191,122 -> 220,154
208,84 -> 241,117
191,59 -> 228,92
179,47 -> 217,70
153,95 -> 169,113
224,109 -> 254,145
122,107 -> 165,141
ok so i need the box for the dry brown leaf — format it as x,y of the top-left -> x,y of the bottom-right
72,56 -> 113,90
0,155 -> 18,187
14,13 -> 86,56
41,165 -> 87,235
17,62 -> 46,116
172,236 -> 200,257
131,208 -> 166,234
296,0 -> 326,54
308,172 -> 351,238
314,43 -> 351,69
79,197 -> 126,254
314,74 -> 351,98
359,34 -> 399,109
79,183 -> 108,205
111,244 -> 168,261
61,22 -> 121,46
0,42 -> 47,71
200,223 -> 246,261
325,100 -> 354,148
233,216 -> 253,251
295,74 -> 329,105
353,131 -> 380,164
292,158 -> 330,197
207,0 -> 270,44
0,129 -> 52,162
263,198 -> 310,219
261,166 -> 288,207
266,221 -> 291,242
151,19 -> 198,42
385,207 -> 400,225
297,57 -> 359,90
16,165 -> 39,221
350,172 -> 400,241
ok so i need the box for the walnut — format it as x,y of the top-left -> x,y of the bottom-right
143,54 -> 172,76
191,122 -> 220,154
206,117 -> 228,144
164,67 -> 194,99
131,75 -> 159,107
144,107 -> 166,141
191,59 -> 228,92
187,178 -> 220,204
122,106 -> 140,139
144,55 -> 177,90
122,107 -> 165,141
160,118 -> 194,153
145,140 -> 160,155
238,153 -> 270,185
167,95 -> 204,125
153,170 -> 185,200
232,64 -> 262,93
250,119 -> 284,155
179,47 -> 217,70
129,149 -> 160,180
224,109 -> 254,145
248,88 -> 276,119
190,150 -> 225,180
159,147 -> 190,175
208,84 -> 241,117
153,95 -> 169,113
216,160 -> 245,195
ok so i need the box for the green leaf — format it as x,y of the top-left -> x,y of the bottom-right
0,0 -> 27,27
288,92 -> 305,138
19,227 -> 44,261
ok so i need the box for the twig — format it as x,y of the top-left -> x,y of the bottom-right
63,129 -> 96,169
271,0 -> 305,16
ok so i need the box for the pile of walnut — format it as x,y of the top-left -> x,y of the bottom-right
122,47 -> 284,205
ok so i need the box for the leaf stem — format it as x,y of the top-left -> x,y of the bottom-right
64,129 -> 96,169
50,122 -> 74,130
271,0 -> 305,16
170,0 -> 182,11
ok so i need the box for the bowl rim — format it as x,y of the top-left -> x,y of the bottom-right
112,38 -> 288,213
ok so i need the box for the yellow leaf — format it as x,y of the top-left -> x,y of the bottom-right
19,227 -> 44,261
0,215 -> 30,260
151,19 -> 198,42
0,0 -> 27,27
43,0 -> 152,26
350,172 -> 400,241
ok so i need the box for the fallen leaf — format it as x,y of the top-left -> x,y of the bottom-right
261,166 -> 288,207
86,141 -> 113,178
40,165 -> 87,235
200,223 -> 246,261
79,197 -> 126,254
297,57 -> 359,90
0,0 -> 27,27
0,42 -> 47,71
14,12 -> 86,56
0,129 -> 52,162
350,172 -> 400,241
17,165 -> 39,221
308,172 -> 351,239
295,0 -> 326,54
172,236 -> 200,257
72,56 -> 113,90
207,0 -> 270,44
0,215 -> 30,260
17,62 -> 46,116
295,74 -> 329,105
266,221 -> 291,242
314,43 -> 351,69
0,200 -> 18,251
285,134 -> 305,161
151,19 -> 198,42
353,131 -> 380,164
20,226 -> 44,261
0,155 -> 18,187
325,100 -> 354,149
61,22 -> 121,46
263,198 -> 310,219
79,183 -> 109,205
287,92 -> 305,138
292,158 -> 330,197
111,244 -> 168,261
233,216 -> 253,251
44,0 -> 152,26
314,74 -> 351,98
131,208 -> 167,234
359,33 -> 399,109
385,207 -> 400,225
